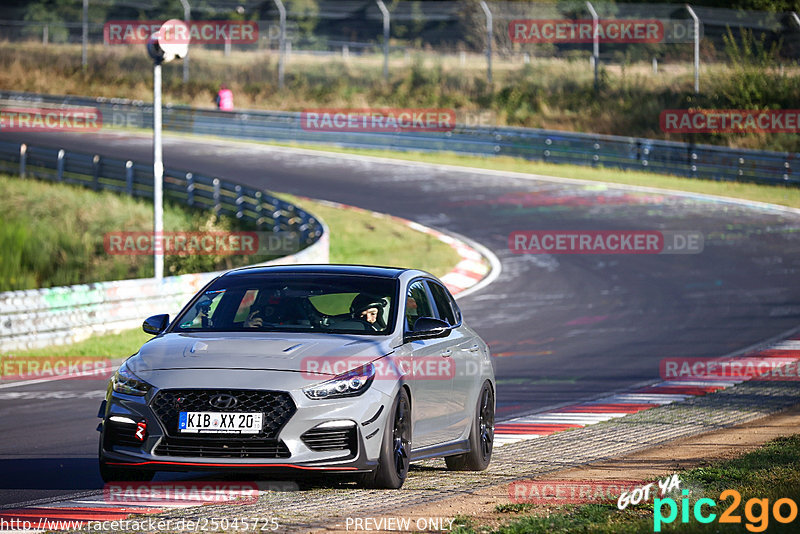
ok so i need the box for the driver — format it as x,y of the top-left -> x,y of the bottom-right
350,294 -> 388,330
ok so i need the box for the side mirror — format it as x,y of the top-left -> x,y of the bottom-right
143,314 -> 170,335
405,317 -> 451,342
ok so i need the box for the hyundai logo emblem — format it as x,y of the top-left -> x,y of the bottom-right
209,393 -> 238,409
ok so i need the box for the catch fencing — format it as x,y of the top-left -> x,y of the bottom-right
2,1 -> 800,86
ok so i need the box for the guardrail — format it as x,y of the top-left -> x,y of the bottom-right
0,139 -> 327,352
0,141 -> 323,239
1,90 -> 798,186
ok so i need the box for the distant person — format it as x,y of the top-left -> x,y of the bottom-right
215,84 -> 234,111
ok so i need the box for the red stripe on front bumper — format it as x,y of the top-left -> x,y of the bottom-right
106,460 -> 358,470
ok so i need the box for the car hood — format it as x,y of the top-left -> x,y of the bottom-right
127,332 -> 394,377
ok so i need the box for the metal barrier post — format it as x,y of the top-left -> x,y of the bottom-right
274,0 -> 286,89
125,160 -> 134,194
92,154 -> 101,190
213,178 -> 221,215
57,149 -> 65,181
255,191 -> 263,226
19,144 -> 27,178
81,0 -> 89,69
376,1 -> 390,82
586,1 -> 599,91
686,4 -> 700,94
235,184 -> 244,219
479,1 -> 492,85
186,173 -> 194,205
180,0 -> 191,83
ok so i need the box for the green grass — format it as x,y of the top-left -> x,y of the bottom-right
0,173 -> 256,291
3,328 -> 152,360
282,194 -> 461,278
473,434 -> 800,534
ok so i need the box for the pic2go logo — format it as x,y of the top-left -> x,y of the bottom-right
654,489 -> 798,532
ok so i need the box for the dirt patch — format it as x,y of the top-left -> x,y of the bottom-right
313,403 -> 800,533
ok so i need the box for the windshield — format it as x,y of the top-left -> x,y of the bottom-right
172,274 -> 398,335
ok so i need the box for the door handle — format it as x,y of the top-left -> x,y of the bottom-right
441,349 -> 453,357
468,344 -> 480,353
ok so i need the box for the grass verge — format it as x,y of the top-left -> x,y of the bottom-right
2,180 -> 462,359
462,434 -> 800,533
0,173 -> 256,291
281,193 -> 461,277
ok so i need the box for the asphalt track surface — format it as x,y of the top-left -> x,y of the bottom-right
1,130 -> 800,508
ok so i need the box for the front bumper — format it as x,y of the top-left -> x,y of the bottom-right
99,377 -> 394,474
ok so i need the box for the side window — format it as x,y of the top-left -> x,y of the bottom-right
179,289 -> 226,329
233,289 -> 259,322
450,293 -> 462,324
428,281 -> 457,326
405,280 -> 433,330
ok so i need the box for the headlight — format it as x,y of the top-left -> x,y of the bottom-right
303,362 -> 375,400
112,361 -> 152,396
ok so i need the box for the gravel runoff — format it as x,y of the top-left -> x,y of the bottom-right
125,379 -> 800,533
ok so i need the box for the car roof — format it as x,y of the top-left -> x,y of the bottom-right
221,264 -> 412,279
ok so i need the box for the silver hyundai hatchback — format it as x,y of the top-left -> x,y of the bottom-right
98,265 -> 495,489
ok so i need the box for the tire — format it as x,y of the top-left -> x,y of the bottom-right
445,380 -> 494,471
360,388 -> 411,489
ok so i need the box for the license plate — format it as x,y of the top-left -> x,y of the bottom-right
178,412 -> 263,434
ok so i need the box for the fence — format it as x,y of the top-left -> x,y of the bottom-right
2,90 -> 797,185
0,139 -> 328,352
2,1 -> 800,87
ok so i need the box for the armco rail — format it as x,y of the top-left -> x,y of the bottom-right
0,140 -> 327,352
1,90 -> 799,185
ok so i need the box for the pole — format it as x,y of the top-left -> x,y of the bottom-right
479,1 -> 492,85
153,61 -> 164,280
376,0 -> 390,82
274,0 -> 286,89
586,1 -> 599,91
686,4 -> 699,94
179,0 -> 190,83
82,0 -> 88,68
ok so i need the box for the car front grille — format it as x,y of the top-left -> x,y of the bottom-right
154,436 -> 291,458
301,425 -> 357,453
150,389 -> 296,439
